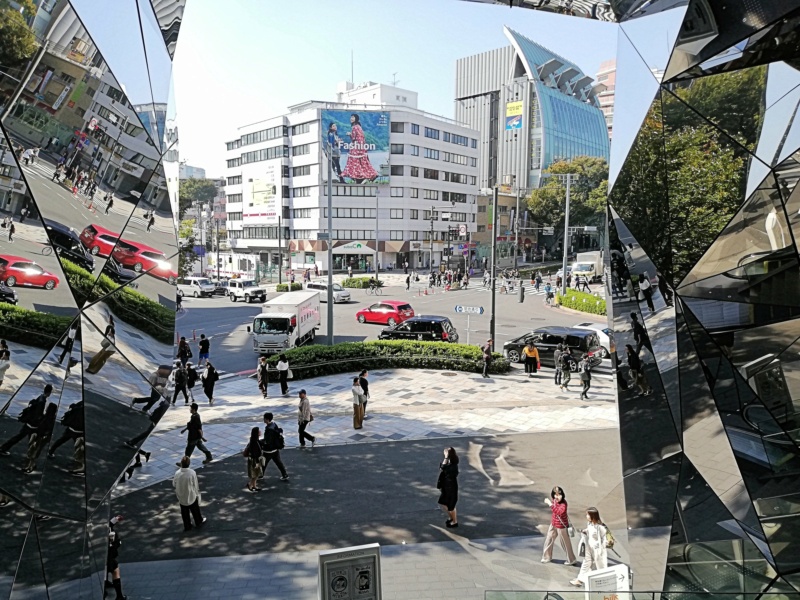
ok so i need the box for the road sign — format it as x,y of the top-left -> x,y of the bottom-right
317,232 -> 330,239
89,118 -> 98,131
584,226 -> 598,232
542,227 -> 555,235
454,305 -> 484,315
459,224 -> 467,236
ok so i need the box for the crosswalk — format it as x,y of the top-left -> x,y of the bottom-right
469,280 -> 608,300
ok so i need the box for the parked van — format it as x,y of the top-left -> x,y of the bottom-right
305,281 -> 351,303
177,277 -> 216,298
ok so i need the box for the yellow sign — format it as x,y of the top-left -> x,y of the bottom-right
505,101 -> 523,117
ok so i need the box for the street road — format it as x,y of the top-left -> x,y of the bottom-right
178,278 -> 605,374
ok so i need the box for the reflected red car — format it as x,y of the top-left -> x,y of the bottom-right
0,255 -> 60,290
80,224 -> 120,257
111,239 -> 177,284
356,300 -> 415,326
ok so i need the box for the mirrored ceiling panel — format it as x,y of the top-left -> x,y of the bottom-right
148,0 -> 188,59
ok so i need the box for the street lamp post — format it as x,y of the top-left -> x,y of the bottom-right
490,186 -> 498,344
215,219 -> 220,283
429,206 -> 436,271
277,215 -> 283,285
326,146 -> 334,345
375,190 -> 380,281
561,175 -> 572,296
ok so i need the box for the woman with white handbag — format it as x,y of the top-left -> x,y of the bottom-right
570,506 -> 613,587
277,354 -> 291,396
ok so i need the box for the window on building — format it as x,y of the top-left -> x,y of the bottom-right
332,186 -> 378,197
410,189 -> 419,199
409,231 -> 419,240
390,122 -> 404,133
240,125 -> 288,146
390,165 -> 404,176
423,169 -> 439,180
226,140 -> 241,151
478,205 -> 487,213
283,186 -> 290,198
423,210 -> 439,221
227,212 -> 243,220
226,194 -> 243,203
292,165 -> 311,177
390,208 -> 403,218
390,188 -> 403,198
469,176 -> 477,185
292,144 -> 311,156
470,157 -> 477,167
424,127 -> 439,140
324,208 -> 377,218
291,122 -> 311,135
411,123 -> 419,135
409,145 -> 419,156
423,148 -> 439,160
241,145 -> 289,164
227,175 -> 242,185
410,167 -> 419,177
292,208 -> 313,218
410,209 -> 419,219
423,189 -> 439,200
390,144 -> 404,154
471,138 -> 478,148
477,225 -> 486,232
226,158 -> 242,168
292,187 -> 311,197
451,134 -> 468,146
443,132 -> 451,142
390,230 -> 404,240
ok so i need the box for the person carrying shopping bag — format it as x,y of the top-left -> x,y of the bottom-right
570,507 -> 614,587
351,376 -> 366,429
297,389 -> 316,448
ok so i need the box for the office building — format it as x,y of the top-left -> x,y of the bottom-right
595,58 -> 616,139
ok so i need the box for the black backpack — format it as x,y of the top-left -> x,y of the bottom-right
264,424 -> 285,451
187,367 -> 198,387
61,402 -> 83,429
18,397 -> 45,425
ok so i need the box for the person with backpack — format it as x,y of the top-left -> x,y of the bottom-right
553,344 -> 563,387
559,349 -> 573,392
186,362 -> 199,402
47,400 -> 84,459
172,363 -> 190,405
262,412 -> 289,481
0,384 -> 52,455
125,399 -> 170,449
176,336 -> 192,367
201,360 -> 219,405
22,403 -> 58,473
578,354 -> 593,400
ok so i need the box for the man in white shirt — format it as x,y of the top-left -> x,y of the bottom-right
172,456 -> 206,532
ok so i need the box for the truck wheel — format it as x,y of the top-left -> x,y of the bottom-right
244,294 -> 250,303
229,294 -> 236,303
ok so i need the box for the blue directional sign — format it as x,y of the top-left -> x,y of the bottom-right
454,305 -> 484,315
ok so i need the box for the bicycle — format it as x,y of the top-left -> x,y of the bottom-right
544,292 -> 555,306
41,245 -> 53,256
366,285 -> 383,296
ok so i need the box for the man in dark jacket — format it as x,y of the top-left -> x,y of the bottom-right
172,364 -> 189,405
47,400 -> 84,458
0,384 -> 53,455
631,312 -> 653,357
482,339 -> 493,378
180,403 -> 212,464
261,412 -> 289,481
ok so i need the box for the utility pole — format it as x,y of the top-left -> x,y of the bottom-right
375,190 -> 380,281
215,219 -> 220,282
490,186 -> 498,345
513,186 -> 521,267
327,146 -> 334,345
278,215 -> 282,285
429,206 -> 435,271
561,175 -> 572,296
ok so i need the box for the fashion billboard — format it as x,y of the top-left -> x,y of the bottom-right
321,110 -> 390,184
505,101 -> 523,130
244,164 -> 279,224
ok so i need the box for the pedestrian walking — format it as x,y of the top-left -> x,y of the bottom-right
58,322 -> 78,365
570,507 -> 611,587
180,403 -> 213,464
261,412 -> 289,480
173,456 -> 206,531
172,363 -> 190,405
559,348 -> 573,391
297,389 -> 316,448
351,376 -> 366,429
105,516 -> 127,600
481,339 -> 493,378
146,214 -> 155,233
7,222 -> 15,242
86,319 -> 116,374
630,312 -> 653,357
125,399 -> 170,449
243,426 -> 263,492
626,344 -> 652,396
47,399 -> 84,459
348,265 -> 353,278
579,354 -> 592,400
22,403 -> 57,473
638,271 -> 655,313
130,366 -> 169,411
358,369 -> 370,416
541,485 -> 577,565
656,270 -> 673,307
186,362 -> 199,402
176,336 -> 192,367
198,334 -> 210,362
0,340 -> 11,390
0,384 -> 52,455
437,447 -> 460,528
276,353 -> 290,396
405,274 -> 410,291
257,356 -> 269,398
105,193 -> 113,215
201,360 -> 219,405
523,341 -> 540,377
553,344 -> 563,386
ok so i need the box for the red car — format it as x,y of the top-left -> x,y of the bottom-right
356,300 -> 415,326
80,224 -> 120,257
0,255 -> 60,290
111,239 -> 177,284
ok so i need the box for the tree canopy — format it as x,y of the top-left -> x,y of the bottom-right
0,1 -> 37,73
178,178 -> 217,220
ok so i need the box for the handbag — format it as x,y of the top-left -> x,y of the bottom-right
556,514 -> 575,538
605,525 -> 615,548
287,369 -> 293,380
101,338 -> 111,349
309,413 -> 314,422
637,290 -> 645,301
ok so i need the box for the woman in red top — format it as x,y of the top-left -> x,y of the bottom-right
541,485 -> 577,565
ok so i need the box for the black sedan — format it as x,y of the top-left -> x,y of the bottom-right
503,326 -> 603,370
0,281 -> 18,305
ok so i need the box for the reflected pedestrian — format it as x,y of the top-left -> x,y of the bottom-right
406,274 -> 410,291
147,214 -> 155,233
570,507 -> 610,587
437,447 -> 459,528
105,516 -> 127,600
277,353 -> 290,396
630,313 -> 653,357
58,322 -> 77,365
541,485 -> 577,565
297,389 -> 316,448
351,376 -> 365,429
173,456 -> 206,531
86,319 -> 116,374
22,403 -> 57,473
0,384 -> 52,455
131,367 -> 169,412
243,426 -> 263,493
7,222 -> 14,242
626,344 -> 652,396
0,340 -> 10,390
125,399 -> 170,449
639,271 -> 655,313
47,399 -> 84,459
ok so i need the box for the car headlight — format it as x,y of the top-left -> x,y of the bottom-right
283,340 -> 290,347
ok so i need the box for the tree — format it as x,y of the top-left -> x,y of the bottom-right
178,178 -> 217,220
0,1 -> 37,73
177,219 -> 198,279
527,155 -> 609,247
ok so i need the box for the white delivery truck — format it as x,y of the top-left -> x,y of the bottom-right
248,291 -> 321,354
571,251 -> 603,283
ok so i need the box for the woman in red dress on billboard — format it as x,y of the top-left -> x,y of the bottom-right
341,113 -> 378,183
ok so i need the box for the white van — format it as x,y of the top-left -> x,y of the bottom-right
305,281 -> 350,303
177,277 -> 216,298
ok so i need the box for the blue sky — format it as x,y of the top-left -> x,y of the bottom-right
171,0 -> 619,174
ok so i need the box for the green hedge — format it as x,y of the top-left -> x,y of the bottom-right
342,277 -> 384,289
0,303 -> 73,349
262,340 -> 509,380
275,283 -> 304,292
61,260 -> 174,344
557,289 -> 607,316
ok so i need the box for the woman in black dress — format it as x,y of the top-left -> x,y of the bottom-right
437,447 -> 459,528
245,426 -> 263,493
201,360 -> 219,405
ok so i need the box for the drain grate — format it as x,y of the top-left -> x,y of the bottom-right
441,372 -> 459,377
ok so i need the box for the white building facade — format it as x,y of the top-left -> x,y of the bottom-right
221,86 -> 480,277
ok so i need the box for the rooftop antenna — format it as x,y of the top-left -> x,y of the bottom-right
391,72 -> 400,86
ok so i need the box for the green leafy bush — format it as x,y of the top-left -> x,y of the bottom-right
262,340 -> 509,380
342,277 -> 384,289
557,289 -> 606,316
0,303 -> 73,349
275,283 -> 304,292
